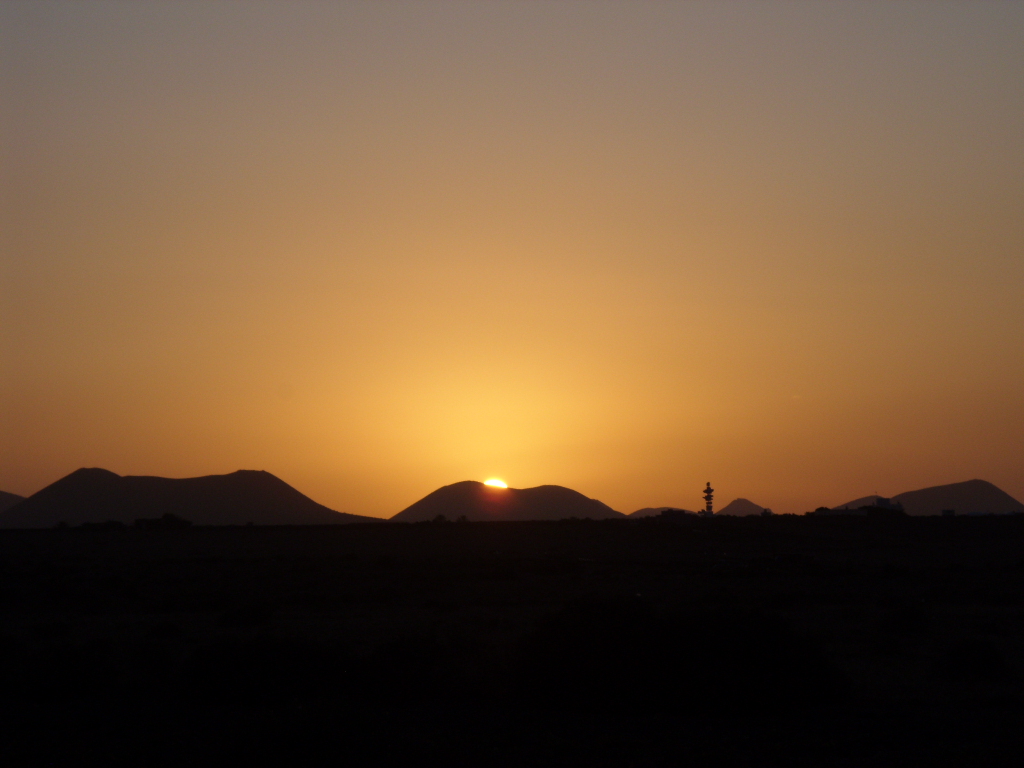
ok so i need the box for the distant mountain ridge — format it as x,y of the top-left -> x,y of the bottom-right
392,481 -> 623,522
832,480 -> 1023,516
0,468 -> 380,528
0,491 -> 25,514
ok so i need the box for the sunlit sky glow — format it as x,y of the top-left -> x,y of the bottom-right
2,1 -> 1022,516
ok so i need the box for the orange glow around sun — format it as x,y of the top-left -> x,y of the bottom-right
4,4 -> 1024,518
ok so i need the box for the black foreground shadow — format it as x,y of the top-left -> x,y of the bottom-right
1,515 -> 1024,765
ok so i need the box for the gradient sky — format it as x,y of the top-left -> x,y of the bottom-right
2,1 -> 1023,517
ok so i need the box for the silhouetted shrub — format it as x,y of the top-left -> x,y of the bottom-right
660,509 -> 694,521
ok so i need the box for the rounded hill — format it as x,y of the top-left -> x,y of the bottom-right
391,481 -> 623,522
0,468 -> 379,527
893,479 -> 1024,516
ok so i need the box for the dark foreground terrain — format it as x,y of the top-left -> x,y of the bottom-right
2,515 -> 1024,765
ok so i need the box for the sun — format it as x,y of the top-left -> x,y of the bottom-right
483,478 -> 508,488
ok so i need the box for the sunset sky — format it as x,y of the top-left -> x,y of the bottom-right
2,2 -> 1022,517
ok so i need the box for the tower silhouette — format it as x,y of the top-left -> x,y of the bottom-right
702,482 -> 714,517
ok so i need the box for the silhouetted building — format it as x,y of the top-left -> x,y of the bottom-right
702,482 -> 714,517
871,497 -> 903,512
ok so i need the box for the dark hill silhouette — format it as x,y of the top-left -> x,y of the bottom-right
893,479 -> 1024,516
831,481 -> 1023,516
0,468 -> 380,528
715,498 -> 767,516
628,506 -> 697,518
0,490 -> 24,514
391,481 -> 623,522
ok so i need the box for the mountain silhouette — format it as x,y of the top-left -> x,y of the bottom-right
893,479 -> 1023,516
0,468 -> 380,528
715,498 -> 767,516
832,480 -> 1023,516
391,481 -> 624,522
0,490 -> 25,514
628,507 -> 697,518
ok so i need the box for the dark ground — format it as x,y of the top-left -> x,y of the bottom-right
2,515 -> 1024,765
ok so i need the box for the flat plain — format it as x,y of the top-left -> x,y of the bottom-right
2,516 -> 1023,765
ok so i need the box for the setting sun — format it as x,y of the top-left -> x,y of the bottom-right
484,479 -> 508,488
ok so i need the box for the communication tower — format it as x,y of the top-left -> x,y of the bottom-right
702,482 -> 714,517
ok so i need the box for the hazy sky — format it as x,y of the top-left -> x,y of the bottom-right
2,1 -> 1023,517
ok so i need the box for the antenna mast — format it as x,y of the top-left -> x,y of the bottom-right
702,482 -> 714,517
